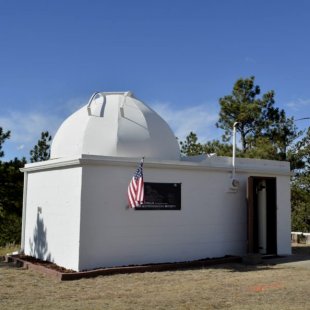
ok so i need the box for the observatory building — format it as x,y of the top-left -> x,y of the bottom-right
21,92 -> 291,271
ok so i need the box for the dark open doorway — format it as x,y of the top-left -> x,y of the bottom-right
247,177 -> 277,255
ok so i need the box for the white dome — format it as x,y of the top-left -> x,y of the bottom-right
50,92 -> 180,160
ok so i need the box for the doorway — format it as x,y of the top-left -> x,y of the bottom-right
247,177 -> 277,255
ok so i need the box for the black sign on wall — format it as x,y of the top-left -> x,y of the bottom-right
136,182 -> 181,210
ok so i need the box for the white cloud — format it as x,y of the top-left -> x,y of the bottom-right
0,111 -> 62,144
286,98 -> 310,112
55,96 -> 87,115
0,96 -> 88,160
150,101 -> 221,142
0,110 -> 64,160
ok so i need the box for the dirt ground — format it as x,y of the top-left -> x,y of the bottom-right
1,245 -> 310,310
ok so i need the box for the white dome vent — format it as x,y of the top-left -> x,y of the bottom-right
50,92 -> 180,160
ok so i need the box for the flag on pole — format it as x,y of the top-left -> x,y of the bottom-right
127,158 -> 144,208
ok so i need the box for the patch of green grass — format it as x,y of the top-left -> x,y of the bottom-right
0,244 -> 20,256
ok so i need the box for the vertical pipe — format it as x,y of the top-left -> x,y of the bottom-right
232,122 -> 239,179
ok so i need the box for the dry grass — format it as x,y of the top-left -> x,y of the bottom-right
0,244 -> 19,257
1,245 -> 310,310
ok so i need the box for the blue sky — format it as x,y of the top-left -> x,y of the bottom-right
1,0 -> 310,160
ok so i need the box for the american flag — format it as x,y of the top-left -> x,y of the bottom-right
127,158 -> 144,208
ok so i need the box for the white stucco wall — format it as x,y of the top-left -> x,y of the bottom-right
22,156 -> 291,272
78,164 -> 248,270
23,167 -> 82,271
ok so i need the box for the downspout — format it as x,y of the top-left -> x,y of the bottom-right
20,170 -> 28,254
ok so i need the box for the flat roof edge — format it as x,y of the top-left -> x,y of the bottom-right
20,154 -> 291,176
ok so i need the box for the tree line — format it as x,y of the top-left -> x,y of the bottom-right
0,76 -> 309,246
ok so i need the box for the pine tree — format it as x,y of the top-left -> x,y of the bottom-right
0,127 -> 10,159
30,131 -> 52,162
216,76 -> 302,160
